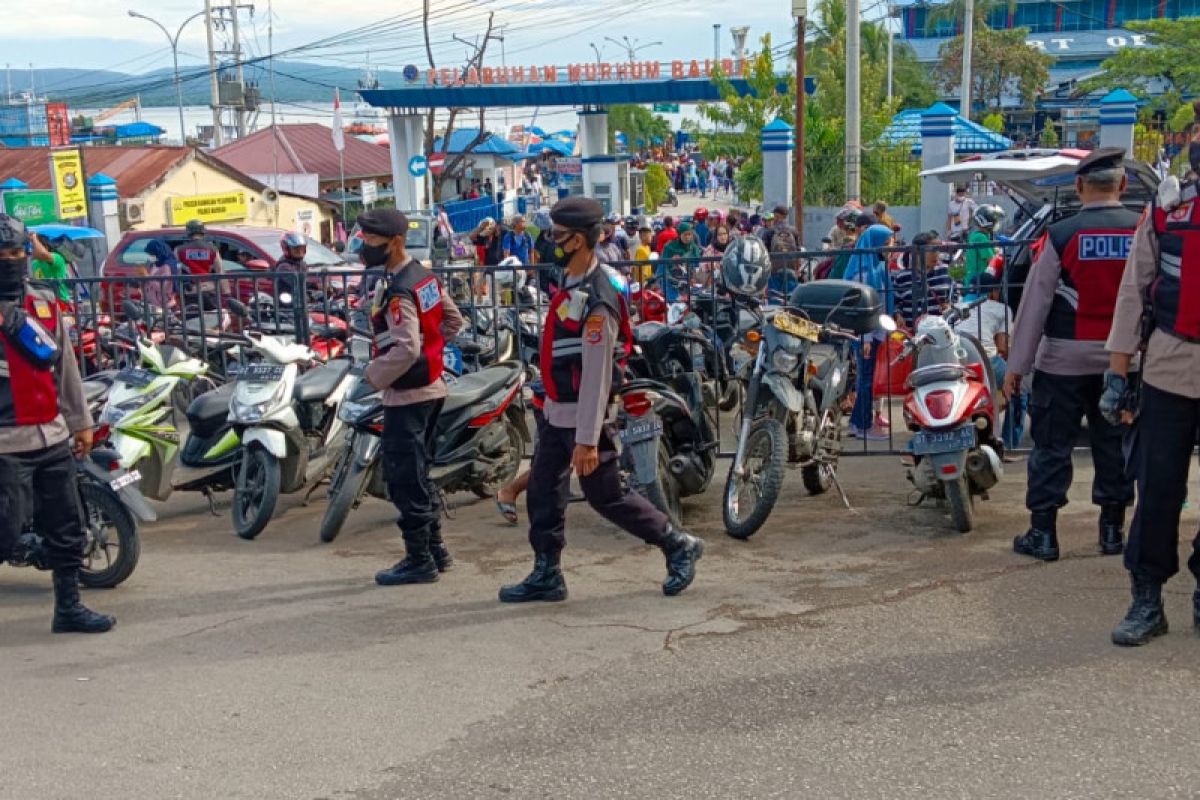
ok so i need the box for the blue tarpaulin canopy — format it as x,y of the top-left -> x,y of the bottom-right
433,128 -> 526,157
880,109 -> 1012,155
113,121 -> 165,139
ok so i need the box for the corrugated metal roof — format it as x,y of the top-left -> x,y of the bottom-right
0,145 -> 192,198
211,123 -> 394,182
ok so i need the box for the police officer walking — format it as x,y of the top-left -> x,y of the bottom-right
1003,148 -> 1139,561
360,209 -> 464,586
1103,139 -> 1200,646
0,215 -> 114,633
499,197 -> 704,603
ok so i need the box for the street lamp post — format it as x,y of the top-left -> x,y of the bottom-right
604,36 -> 662,62
128,9 -> 205,145
589,42 -> 605,66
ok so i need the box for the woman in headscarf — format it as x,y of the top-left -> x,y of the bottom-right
139,238 -> 180,309
699,222 -> 733,288
844,224 -> 896,441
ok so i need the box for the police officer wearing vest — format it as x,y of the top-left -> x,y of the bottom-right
498,197 -> 705,603
1003,148 -> 1139,562
1102,138 -> 1200,646
0,214 -> 114,634
360,209 -> 464,586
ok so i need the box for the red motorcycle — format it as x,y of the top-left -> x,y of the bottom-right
885,301 -> 1003,533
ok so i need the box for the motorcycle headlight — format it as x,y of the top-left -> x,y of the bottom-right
771,348 -> 800,374
231,382 -> 285,423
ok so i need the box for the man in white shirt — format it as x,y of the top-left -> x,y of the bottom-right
955,273 -> 1022,458
947,185 -> 978,241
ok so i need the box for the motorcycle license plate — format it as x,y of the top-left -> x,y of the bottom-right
620,416 -> 662,445
773,312 -> 820,342
910,425 -> 975,456
109,470 -> 141,492
238,364 -> 285,382
116,367 -> 156,388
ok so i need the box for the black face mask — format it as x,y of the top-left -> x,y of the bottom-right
553,234 -> 578,269
0,256 -> 28,301
360,242 -> 391,268
1189,141 -> 1200,175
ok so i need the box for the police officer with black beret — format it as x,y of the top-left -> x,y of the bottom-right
1003,147 -> 1139,562
360,209 -> 464,586
498,196 -> 705,603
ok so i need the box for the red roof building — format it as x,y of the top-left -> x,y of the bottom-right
210,124 -> 394,196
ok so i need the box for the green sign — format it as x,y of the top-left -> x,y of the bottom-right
652,103 -> 680,113
3,190 -> 57,225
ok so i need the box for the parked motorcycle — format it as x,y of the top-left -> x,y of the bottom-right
319,362 -> 528,543
7,450 -> 144,588
229,331 -> 355,539
884,301 -> 1003,533
723,280 -> 882,540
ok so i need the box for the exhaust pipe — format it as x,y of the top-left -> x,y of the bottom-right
966,445 -> 1002,492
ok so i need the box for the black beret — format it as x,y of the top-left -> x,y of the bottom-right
1076,147 -> 1125,176
357,208 -> 410,237
550,196 -> 604,230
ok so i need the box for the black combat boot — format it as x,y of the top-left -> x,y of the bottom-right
660,527 -> 705,597
51,569 -> 116,634
498,552 -> 567,603
1111,572 -> 1168,646
1099,505 -> 1126,556
375,528 -> 439,586
1013,510 -> 1059,561
428,527 -> 454,573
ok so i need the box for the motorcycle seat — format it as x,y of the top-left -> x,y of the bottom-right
907,364 -> 968,388
83,380 -> 109,405
634,322 -> 669,343
294,359 -> 352,404
443,366 -> 516,414
187,382 -> 236,438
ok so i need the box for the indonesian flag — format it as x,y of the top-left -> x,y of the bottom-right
331,89 -> 345,152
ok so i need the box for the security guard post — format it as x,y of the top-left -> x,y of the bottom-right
360,209 -> 464,586
1003,148 -> 1139,561
499,197 -> 705,603
0,214 -> 114,633
1102,139 -> 1200,646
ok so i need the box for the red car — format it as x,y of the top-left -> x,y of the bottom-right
101,225 -> 359,312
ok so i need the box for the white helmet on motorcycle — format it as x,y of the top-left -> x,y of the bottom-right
972,204 -> 1005,232
720,234 -> 771,297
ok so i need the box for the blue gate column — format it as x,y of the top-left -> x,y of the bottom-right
760,118 -> 794,221
1098,89 -> 1138,154
920,103 -> 957,237
86,173 -> 120,251
387,112 -> 427,211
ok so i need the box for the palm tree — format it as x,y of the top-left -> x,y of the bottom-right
925,0 -> 1019,33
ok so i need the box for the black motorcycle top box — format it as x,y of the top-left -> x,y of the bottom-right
788,280 -> 884,335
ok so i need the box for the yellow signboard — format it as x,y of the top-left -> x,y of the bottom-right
169,191 -> 248,225
50,149 -> 87,219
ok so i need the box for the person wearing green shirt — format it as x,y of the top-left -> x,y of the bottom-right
963,204 -> 1005,299
658,222 -> 703,301
29,234 -> 72,303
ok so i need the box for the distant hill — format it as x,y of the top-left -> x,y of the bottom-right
11,62 -> 412,108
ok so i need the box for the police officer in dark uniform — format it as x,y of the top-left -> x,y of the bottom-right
1003,147 -> 1139,561
1103,137 -> 1200,646
360,209 -> 464,586
277,231 -> 310,343
499,197 -> 704,603
0,214 -> 114,634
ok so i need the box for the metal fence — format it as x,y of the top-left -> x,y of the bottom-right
56,235 -> 1033,458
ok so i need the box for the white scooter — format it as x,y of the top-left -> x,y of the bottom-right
228,331 -> 355,540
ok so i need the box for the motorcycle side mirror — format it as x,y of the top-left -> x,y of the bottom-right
878,314 -> 898,333
123,298 -> 144,321
227,298 -> 250,318
246,259 -> 271,270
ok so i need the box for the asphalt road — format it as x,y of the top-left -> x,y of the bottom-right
3,451 -> 1200,800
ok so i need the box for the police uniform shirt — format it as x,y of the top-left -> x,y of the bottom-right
1108,211 -> 1200,399
1008,200 -> 1131,377
543,259 -> 618,448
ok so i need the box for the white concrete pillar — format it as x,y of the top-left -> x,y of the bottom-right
920,102 -> 957,236
1098,89 -> 1138,154
387,113 -> 427,211
579,109 -> 609,203
760,118 -> 794,219
86,173 -> 120,251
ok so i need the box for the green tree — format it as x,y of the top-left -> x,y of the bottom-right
982,112 -> 1005,133
1085,18 -> 1200,118
644,163 -> 671,213
607,105 -> 672,152
933,26 -> 1053,115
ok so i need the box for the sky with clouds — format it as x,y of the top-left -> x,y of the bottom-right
0,0 -> 810,74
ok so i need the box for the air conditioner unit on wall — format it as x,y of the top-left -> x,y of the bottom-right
121,199 -> 146,226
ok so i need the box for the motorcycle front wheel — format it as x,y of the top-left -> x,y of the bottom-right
78,482 -> 140,589
944,476 -> 974,533
233,446 -> 281,540
723,417 -> 787,539
320,451 -> 372,544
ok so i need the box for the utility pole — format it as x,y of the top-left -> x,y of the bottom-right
498,25 -> 508,131
845,0 -> 862,201
794,1 -> 807,241
961,0 -> 975,120
886,7 -> 894,101
204,0 -> 222,146
230,0 -> 246,137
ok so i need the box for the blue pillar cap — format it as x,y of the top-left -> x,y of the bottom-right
761,117 -> 794,134
1099,88 -> 1138,106
0,177 -> 29,191
87,173 -> 117,187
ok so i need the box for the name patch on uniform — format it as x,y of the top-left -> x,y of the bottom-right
32,300 -> 51,319
415,279 -> 441,313
1170,201 -> 1194,222
1078,233 -> 1133,261
584,314 -> 605,345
